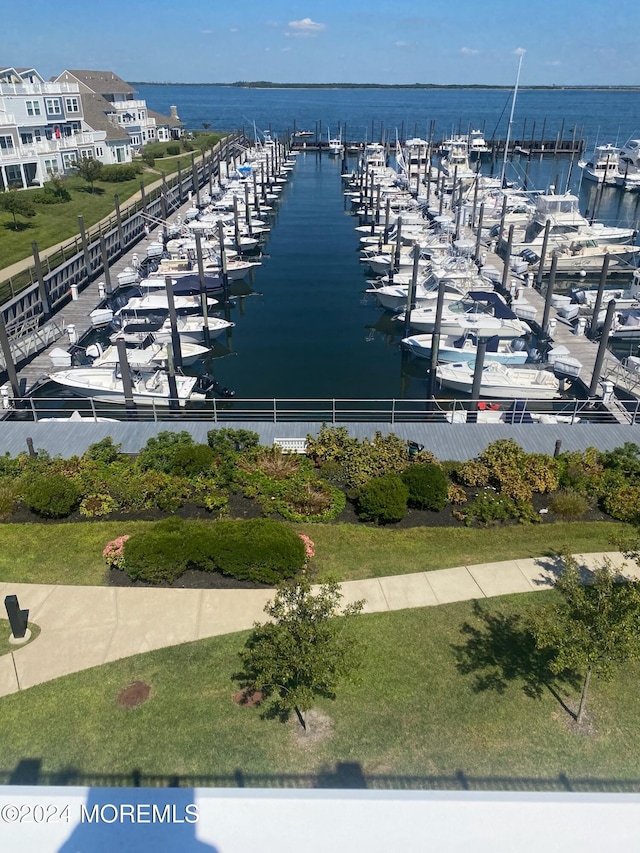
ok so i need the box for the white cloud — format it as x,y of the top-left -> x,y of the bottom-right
514,47 -> 526,55
286,17 -> 326,37
201,29 -> 213,34
545,60 -> 561,66
282,47 -> 291,52
395,41 -> 408,47
460,47 -> 479,55
230,27 -> 239,33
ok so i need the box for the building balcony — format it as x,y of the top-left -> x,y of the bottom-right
0,131 -> 107,161
0,112 -> 17,127
0,81 -> 80,97
110,99 -> 146,111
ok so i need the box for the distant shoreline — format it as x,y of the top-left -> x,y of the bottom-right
130,81 -> 640,91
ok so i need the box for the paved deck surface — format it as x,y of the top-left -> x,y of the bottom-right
0,550 -> 633,698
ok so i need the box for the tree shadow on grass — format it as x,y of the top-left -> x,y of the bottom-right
76,185 -> 105,195
452,600 -> 581,716
3,221 -> 33,232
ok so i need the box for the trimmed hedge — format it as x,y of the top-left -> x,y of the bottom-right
22,473 -> 81,518
356,474 -> 409,524
123,518 -> 305,585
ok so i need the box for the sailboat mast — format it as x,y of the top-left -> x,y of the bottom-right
500,50 -> 525,188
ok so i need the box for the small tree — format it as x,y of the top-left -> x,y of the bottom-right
73,157 -> 103,193
0,188 -> 35,230
238,578 -> 365,731
531,556 -> 640,725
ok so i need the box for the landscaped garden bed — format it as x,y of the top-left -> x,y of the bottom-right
0,427 -> 636,587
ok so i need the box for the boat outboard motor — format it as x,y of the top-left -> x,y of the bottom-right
194,374 -> 236,397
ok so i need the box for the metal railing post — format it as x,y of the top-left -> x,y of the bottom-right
213,396 -> 217,422
30,397 -> 37,422
571,398 -> 579,426
332,399 -> 336,424
90,398 -> 97,422
273,399 -> 277,423
391,398 -> 395,424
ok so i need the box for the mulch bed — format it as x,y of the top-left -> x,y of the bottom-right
117,681 -> 151,709
108,567 -> 270,590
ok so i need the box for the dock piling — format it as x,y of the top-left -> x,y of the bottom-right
589,300 -> 617,396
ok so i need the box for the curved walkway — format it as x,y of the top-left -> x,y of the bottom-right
0,551 -> 634,698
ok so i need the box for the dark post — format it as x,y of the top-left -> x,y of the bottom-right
164,340 -> 180,414
0,314 -> 20,398
427,275 -> 448,399
140,181 -> 147,212
474,203 -> 485,265
78,215 -> 91,279
554,439 -> 562,458
191,152 -> 199,205
375,183 -> 381,226
232,195 -> 241,252
31,241 -> 50,318
541,253 -> 558,335
403,246 -> 420,339
195,231 -> 211,347
252,170 -> 261,217
244,183 -> 253,237
501,224 -> 515,291
469,338 -> 488,413
26,437 -> 37,457
383,197 -> 391,243
471,172 -> 479,228
113,194 -> 125,253
160,173 -> 168,241
115,336 -> 137,419
393,217 -> 403,274
217,219 -> 230,306
589,300 -> 617,396
535,219 -> 552,288
164,275 -> 183,370
589,253 -> 611,340
4,595 -> 28,640
99,232 -> 113,295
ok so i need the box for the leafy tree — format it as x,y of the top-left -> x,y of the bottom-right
238,578 -> 365,731
72,157 -> 103,192
531,556 -> 640,725
0,188 -> 35,230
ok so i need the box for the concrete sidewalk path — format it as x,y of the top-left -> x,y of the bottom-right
0,551 -> 634,699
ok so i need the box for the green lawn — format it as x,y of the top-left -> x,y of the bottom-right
1,594 -> 639,787
0,520 -> 629,587
0,620 -> 40,657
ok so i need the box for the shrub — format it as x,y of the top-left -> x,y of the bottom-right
207,428 -> 260,456
522,453 -> 559,494
141,151 -> 155,167
277,478 -> 346,523
22,474 -> 80,518
447,483 -> 467,505
601,443 -> 640,480
463,490 -> 538,527
122,518 -> 305,585
457,459 -> 491,487
100,163 -> 142,182
356,474 -> 409,524
166,144 -> 181,156
0,479 -> 20,519
136,430 -> 194,473
548,490 -> 590,520
34,177 -> 71,204
601,485 -> 640,523
80,493 -> 118,518
83,436 -> 123,465
401,463 -> 449,511
103,535 -> 130,570
168,443 -> 216,478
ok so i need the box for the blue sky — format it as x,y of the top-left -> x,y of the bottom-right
3,0 -> 639,85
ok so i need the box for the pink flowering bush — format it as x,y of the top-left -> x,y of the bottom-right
298,534 -> 315,563
103,535 -> 130,570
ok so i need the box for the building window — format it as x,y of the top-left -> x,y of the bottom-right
65,97 -> 80,113
62,152 -> 77,169
20,132 -> 33,145
5,165 -> 22,184
25,100 -> 41,116
95,146 -> 104,157
80,149 -> 91,159
44,158 -> 60,175
45,98 -> 62,115
0,135 -> 14,150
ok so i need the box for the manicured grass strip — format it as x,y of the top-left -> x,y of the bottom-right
1,594 -> 640,786
0,520 -> 630,587
299,522 -> 631,581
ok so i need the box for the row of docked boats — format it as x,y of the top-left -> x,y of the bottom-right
47,134 -> 297,408
579,138 -> 640,191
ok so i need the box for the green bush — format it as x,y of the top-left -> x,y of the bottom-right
0,479 -> 20,519
79,493 -> 118,518
276,478 -> 346,523
548,490 -> 590,520
166,144 -> 181,156
100,163 -> 142,182
207,428 -> 260,457
33,177 -> 71,204
123,518 -> 304,585
136,431 -> 195,473
83,436 -> 123,465
601,485 -> 640,523
356,474 -> 409,524
401,463 -> 449,510
22,474 -> 81,518
141,151 -> 155,167
463,490 -> 538,527
168,443 -> 216,478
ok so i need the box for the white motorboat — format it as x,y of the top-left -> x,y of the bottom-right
86,340 -> 210,369
440,138 -> 475,182
327,127 -> 344,156
436,361 -> 561,399
578,143 -> 621,184
402,333 -> 529,365
38,410 -> 119,423
48,367 -> 206,407
468,129 -> 489,158
367,278 -> 465,312
115,293 -> 218,316
398,293 -> 529,339
112,314 -> 234,345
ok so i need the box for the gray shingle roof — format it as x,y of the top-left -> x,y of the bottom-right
81,93 -> 130,142
148,108 -> 183,127
64,70 -> 136,95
